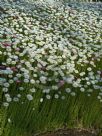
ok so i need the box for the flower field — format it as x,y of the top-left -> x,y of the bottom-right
0,0 -> 102,136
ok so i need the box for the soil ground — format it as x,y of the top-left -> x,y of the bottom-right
37,129 -> 98,136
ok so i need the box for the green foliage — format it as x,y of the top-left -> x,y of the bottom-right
1,92 -> 102,136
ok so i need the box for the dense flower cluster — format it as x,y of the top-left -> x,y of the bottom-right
0,1 -> 102,107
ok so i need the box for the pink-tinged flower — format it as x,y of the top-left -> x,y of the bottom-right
16,80 -> 21,84
15,48 -> 20,51
58,80 -> 65,87
0,65 -> 6,70
12,35 -> 17,38
2,43 -> 12,47
11,67 -> 18,72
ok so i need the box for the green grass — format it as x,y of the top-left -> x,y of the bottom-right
0,91 -> 102,136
